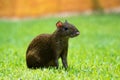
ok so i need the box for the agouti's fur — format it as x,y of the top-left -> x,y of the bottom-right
26,20 -> 79,69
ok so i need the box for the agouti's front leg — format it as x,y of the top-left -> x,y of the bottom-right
53,52 -> 59,68
61,49 -> 68,69
54,58 -> 59,68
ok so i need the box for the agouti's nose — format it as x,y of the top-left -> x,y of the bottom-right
76,31 -> 80,35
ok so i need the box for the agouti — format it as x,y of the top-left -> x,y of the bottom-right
26,20 -> 79,69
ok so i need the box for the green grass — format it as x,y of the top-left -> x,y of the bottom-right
0,14 -> 120,80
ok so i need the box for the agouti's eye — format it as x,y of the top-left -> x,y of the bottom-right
64,27 -> 68,31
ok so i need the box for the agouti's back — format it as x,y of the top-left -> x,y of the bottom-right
26,20 -> 80,69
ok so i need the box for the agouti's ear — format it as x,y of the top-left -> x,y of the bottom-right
56,21 -> 63,28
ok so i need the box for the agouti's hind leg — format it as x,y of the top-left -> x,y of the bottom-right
46,59 -> 59,68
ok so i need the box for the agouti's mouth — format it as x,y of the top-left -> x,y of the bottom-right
70,31 -> 80,38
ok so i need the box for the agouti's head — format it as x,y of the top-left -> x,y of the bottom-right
56,20 -> 80,38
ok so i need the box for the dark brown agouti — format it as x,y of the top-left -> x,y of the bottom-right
26,20 -> 79,69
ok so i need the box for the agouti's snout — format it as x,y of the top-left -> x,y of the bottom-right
70,29 -> 80,38
75,31 -> 80,36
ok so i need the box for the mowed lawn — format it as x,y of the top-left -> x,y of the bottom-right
0,14 -> 120,80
